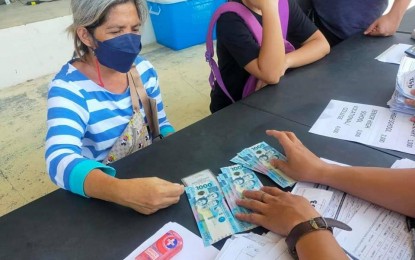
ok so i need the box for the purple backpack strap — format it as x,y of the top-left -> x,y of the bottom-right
280,0 -> 295,53
206,0 -> 294,103
206,2 -> 262,103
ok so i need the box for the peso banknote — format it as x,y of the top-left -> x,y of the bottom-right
244,142 -> 295,188
183,170 -> 249,246
220,164 -> 263,197
219,165 -> 264,230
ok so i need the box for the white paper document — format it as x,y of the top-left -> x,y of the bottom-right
336,204 -> 413,260
290,187 -> 333,214
310,100 -> 415,154
215,232 -> 291,260
124,222 -> 219,260
375,43 -> 412,64
392,158 -> 415,168
295,158 -> 414,260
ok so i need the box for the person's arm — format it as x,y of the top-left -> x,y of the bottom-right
46,76 -> 183,214
236,187 -> 347,259
266,130 -> 415,217
296,230 -> 346,260
284,30 -> 330,72
244,0 -> 286,84
319,165 -> 415,217
283,0 -> 329,74
364,0 -> 411,36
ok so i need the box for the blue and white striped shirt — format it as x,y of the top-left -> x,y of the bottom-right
45,56 -> 174,197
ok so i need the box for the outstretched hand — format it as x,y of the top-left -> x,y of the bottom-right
116,177 -> 184,215
266,130 -> 329,183
235,186 -> 320,236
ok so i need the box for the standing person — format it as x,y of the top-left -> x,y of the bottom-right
45,0 -> 183,215
296,0 -> 411,46
236,130 -> 415,258
210,0 -> 330,113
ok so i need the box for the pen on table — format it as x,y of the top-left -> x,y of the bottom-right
406,216 -> 415,256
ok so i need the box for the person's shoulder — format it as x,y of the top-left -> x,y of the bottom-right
217,5 -> 247,24
50,62 -> 77,89
134,56 -> 157,76
52,62 -> 76,81
49,61 -> 89,96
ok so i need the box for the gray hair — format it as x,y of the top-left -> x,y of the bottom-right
68,0 -> 147,59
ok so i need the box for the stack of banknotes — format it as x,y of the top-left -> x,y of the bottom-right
230,141 -> 295,188
183,142 -> 295,246
388,55 -> 415,114
183,167 -> 263,246
218,165 -> 263,230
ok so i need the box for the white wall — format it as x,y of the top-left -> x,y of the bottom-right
0,15 -> 156,90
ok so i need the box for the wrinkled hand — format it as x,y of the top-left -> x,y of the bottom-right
117,177 -> 184,215
236,186 -> 320,236
364,13 -> 400,36
404,89 -> 415,122
266,130 -> 329,182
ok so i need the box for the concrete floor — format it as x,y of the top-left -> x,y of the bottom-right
0,41 -> 211,217
0,0 -> 71,29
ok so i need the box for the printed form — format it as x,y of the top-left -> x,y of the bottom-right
309,100 -> 415,154
292,158 -> 413,260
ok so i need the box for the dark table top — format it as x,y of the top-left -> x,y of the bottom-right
398,6 -> 415,34
0,103 -> 403,260
241,32 -> 415,159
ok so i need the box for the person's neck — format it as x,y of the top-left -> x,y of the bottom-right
83,54 -> 128,93
84,54 -> 120,77
241,0 -> 262,15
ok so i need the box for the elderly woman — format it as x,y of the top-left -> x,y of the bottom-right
45,0 -> 183,215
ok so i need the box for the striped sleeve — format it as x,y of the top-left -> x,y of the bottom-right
134,56 -> 175,136
45,79 -> 115,197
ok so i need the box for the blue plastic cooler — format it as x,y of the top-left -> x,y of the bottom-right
147,0 -> 225,50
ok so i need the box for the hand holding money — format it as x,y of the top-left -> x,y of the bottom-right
232,141 -> 295,187
235,186 -> 320,236
114,177 -> 184,215
266,130 -> 330,183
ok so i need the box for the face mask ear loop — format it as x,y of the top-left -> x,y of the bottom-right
94,54 -> 105,87
89,30 -> 105,88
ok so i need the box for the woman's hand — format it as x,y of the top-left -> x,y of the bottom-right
84,171 -> 184,215
266,130 -> 330,183
116,177 -> 184,215
235,186 -> 320,236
